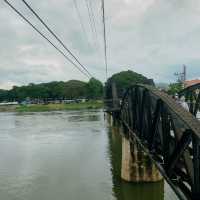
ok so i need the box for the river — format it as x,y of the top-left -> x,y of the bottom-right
0,110 -> 178,200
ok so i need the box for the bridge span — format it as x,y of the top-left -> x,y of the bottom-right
105,83 -> 200,200
179,83 -> 200,119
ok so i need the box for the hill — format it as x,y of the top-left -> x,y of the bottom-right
105,70 -> 154,98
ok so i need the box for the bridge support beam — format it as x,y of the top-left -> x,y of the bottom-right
121,134 -> 162,182
107,113 -> 119,126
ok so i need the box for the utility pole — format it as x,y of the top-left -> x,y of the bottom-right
183,65 -> 186,82
174,65 -> 187,83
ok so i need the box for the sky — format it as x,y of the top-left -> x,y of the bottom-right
1,0 -> 200,89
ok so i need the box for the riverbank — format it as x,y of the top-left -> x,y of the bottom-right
0,101 -> 103,112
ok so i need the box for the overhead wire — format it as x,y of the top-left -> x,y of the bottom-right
72,0 -> 91,48
20,0 -> 93,78
4,0 -> 90,78
87,0 -> 98,40
84,0 -> 98,47
101,0 -> 108,79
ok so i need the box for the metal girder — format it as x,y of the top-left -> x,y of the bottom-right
105,83 -> 200,200
179,83 -> 200,118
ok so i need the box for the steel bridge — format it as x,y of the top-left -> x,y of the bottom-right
105,83 -> 200,200
179,83 -> 200,119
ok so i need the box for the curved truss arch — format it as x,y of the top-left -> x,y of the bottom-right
179,83 -> 200,118
107,84 -> 200,200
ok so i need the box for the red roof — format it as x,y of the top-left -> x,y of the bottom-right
184,79 -> 200,87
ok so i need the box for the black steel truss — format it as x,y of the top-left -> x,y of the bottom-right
179,83 -> 200,118
106,84 -> 200,200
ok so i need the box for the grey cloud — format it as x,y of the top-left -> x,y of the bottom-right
0,0 -> 200,89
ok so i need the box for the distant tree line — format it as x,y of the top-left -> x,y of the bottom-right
0,78 -> 103,102
0,70 -> 155,103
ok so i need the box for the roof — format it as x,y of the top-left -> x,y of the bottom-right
184,79 -> 200,87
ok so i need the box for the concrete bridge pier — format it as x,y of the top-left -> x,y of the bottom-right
107,112 -> 119,127
121,133 -> 162,182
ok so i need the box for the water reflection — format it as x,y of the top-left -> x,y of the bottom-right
107,125 -> 164,200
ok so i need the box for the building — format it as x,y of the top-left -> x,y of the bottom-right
184,79 -> 200,88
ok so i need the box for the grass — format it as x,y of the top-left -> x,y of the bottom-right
14,100 -> 103,112
0,105 -> 18,112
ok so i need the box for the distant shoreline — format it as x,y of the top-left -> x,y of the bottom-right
0,101 -> 103,112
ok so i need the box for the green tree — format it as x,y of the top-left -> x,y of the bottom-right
64,80 -> 87,99
167,82 -> 183,95
0,89 -> 8,102
105,70 -> 154,98
0,78 -> 103,102
86,78 -> 103,99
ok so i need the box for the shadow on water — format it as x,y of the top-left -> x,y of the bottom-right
107,124 -> 164,200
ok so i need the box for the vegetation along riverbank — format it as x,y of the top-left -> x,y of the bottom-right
0,70 -> 154,112
0,101 -> 103,112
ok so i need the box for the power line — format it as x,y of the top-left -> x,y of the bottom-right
4,0 -> 90,78
101,0 -> 108,79
88,0 -> 98,40
85,0 -> 98,46
20,0 -> 93,78
73,0 -> 91,48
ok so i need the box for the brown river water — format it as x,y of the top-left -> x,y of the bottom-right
0,110 -> 178,200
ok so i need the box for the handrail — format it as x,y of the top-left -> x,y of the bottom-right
178,83 -> 200,117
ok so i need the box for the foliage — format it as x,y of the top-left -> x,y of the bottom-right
64,80 -> 87,99
0,101 -> 103,112
0,78 -> 103,102
86,78 -> 103,99
105,70 -> 154,98
0,89 -> 8,102
167,82 -> 183,95
16,101 -> 103,112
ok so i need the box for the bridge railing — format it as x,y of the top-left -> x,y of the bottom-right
179,83 -> 200,118
115,84 -> 200,200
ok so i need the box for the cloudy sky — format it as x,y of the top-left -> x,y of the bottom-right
1,0 -> 200,89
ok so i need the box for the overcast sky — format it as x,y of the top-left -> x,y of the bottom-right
1,0 -> 200,89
